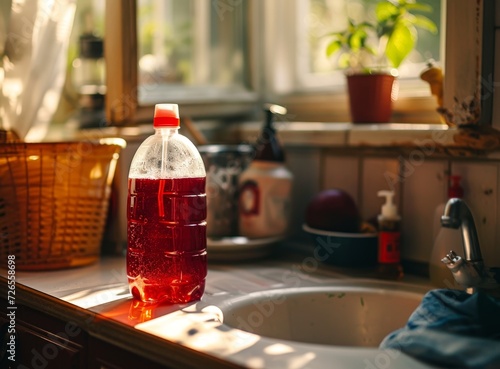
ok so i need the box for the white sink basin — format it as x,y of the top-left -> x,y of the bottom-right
219,281 -> 426,347
136,270 -> 435,369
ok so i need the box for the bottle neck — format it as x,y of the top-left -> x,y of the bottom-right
155,127 -> 179,138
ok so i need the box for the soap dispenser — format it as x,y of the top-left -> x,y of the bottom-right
238,104 -> 293,239
429,175 -> 465,288
376,190 -> 404,280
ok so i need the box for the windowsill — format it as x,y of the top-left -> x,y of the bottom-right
58,121 -> 500,159
133,89 -> 259,123
220,122 -> 500,157
225,121 -> 451,146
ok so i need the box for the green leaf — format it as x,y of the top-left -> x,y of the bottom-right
326,40 -> 342,57
385,23 -> 416,68
376,1 -> 399,22
350,29 -> 367,51
322,0 -> 440,70
405,3 -> 433,13
412,14 -> 438,33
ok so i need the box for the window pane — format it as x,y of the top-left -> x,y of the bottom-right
136,0 -> 251,104
306,0 -> 442,80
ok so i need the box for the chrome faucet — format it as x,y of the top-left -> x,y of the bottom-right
440,198 -> 499,294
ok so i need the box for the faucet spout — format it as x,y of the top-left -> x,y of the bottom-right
441,198 -> 482,262
440,198 -> 499,294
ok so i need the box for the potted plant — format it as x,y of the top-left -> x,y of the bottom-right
325,0 -> 437,123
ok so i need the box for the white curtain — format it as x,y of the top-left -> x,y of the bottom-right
1,0 -> 76,142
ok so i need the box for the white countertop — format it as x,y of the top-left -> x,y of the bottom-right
2,254 -> 441,369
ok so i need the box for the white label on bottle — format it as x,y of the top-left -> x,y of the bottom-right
239,175 -> 291,238
240,180 -> 260,215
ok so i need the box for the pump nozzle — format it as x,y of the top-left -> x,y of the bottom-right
263,104 -> 287,130
378,190 -> 399,220
264,103 -> 287,116
255,103 -> 288,162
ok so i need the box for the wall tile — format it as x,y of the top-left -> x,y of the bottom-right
312,151 -> 500,271
451,162 -> 498,266
286,147 -> 322,236
321,154 -> 360,204
401,160 -> 449,263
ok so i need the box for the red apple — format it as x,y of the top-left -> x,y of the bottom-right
305,189 -> 361,232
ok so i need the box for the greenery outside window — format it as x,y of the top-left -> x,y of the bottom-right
299,0 -> 442,90
259,0 -> 444,122
136,0 -> 254,106
105,0 -> 256,124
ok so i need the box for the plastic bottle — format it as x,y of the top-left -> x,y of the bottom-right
376,190 -> 404,280
238,104 -> 293,238
429,175 -> 464,288
127,104 -> 207,304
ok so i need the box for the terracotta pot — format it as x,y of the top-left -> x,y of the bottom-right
346,73 -> 396,123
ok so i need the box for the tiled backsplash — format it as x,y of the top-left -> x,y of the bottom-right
286,147 -> 500,270
106,126 -> 500,276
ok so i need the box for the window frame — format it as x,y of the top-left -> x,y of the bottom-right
104,0 -> 494,126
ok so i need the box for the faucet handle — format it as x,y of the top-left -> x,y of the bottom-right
441,250 -> 491,289
441,250 -> 461,266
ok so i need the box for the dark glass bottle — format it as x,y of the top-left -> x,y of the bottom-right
253,104 -> 287,162
238,103 -> 293,238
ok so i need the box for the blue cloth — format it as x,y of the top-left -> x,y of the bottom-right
380,289 -> 500,369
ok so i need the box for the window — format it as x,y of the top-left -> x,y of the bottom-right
260,0 -> 444,122
104,0 -> 490,125
105,0 -> 257,124
136,0 -> 254,105
299,0 -> 442,90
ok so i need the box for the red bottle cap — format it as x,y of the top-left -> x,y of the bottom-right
153,104 -> 180,127
448,175 -> 464,198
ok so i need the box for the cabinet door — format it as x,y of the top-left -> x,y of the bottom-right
89,338 -> 174,369
0,315 -> 14,369
0,302 -> 87,369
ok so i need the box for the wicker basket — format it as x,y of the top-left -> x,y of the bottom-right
0,138 -> 126,270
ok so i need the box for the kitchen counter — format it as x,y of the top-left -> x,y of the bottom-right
0,252 -> 437,369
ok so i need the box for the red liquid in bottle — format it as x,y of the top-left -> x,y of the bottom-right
127,177 -> 207,304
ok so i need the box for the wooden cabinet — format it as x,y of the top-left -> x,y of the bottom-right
0,291 -> 179,369
0,303 -> 87,368
0,278 -> 232,369
88,338 -> 173,369
0,302 -> 174,369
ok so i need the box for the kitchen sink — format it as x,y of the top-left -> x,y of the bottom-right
136,269 -> 435,369
219,281 -> 427,347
